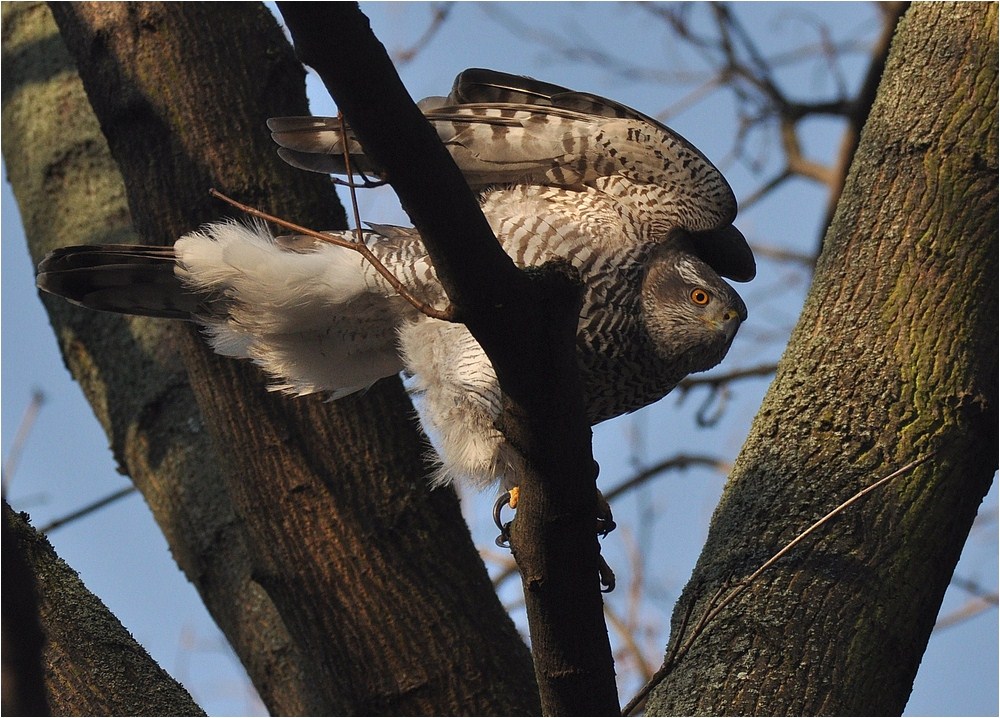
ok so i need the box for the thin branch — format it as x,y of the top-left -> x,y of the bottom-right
209,189 -> 456,322
605,601 -> 657,682
622,578 -> 729,716
934,567 -> 1000,633
677,363 -> 778,391
934,596 -> 999,631
2,390 -> 45,489
696,456 -> 932,633
739,168 -> 793,210
605,454 -> 731,503
748,243 -> 817,267
391,3 -> 452,65
780,118 -> 837,186
38,486 -> 138,533
950,575 -> 999,601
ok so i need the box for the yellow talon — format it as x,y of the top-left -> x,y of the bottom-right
508,486 -> 520,509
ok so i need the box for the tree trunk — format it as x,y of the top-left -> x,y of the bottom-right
648,3 -> 997,715
5,2 -> 539,714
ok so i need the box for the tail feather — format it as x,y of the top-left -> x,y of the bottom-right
267,116 -> 377,177
37,222 -> 415,398
36,245 -> 203,319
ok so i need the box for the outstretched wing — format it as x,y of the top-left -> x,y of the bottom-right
268,69 -> 753,280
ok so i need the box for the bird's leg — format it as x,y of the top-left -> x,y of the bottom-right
329,168 -> 388,189
596,488 -> 616,537
595,488 -> 616,591
599,554 -> 616,593
492,484 -> 617,591
330,174 -> 388,189
507,485 -> 520,509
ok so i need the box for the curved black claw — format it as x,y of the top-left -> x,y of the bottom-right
599,554 -> 616,593
493,490 -> 513,548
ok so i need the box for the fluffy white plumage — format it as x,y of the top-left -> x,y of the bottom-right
175,221 -> 409,399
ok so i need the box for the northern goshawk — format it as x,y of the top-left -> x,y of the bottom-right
36,68 -> 754,492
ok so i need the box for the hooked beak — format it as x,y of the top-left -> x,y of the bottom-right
718,306 -> 745,343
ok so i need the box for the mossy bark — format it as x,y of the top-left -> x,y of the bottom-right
4,503 -> 206,716
648,4 -> 997,715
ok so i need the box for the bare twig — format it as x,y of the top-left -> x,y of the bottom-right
748,243 -> 817,267
677,363 -> 778,391
780,119 -> 837,186
605,454 -> 731,503
392,4 -> 453,65
934,596 -> 999,631
338,112 -> 376,247
2,390 -> 45,489
622,577 -> 730,716
208,188 -> 456,322
934,574 -> 1000,629
690,455 -> 932,647
950,575 -> 999,602
38,486 -> 138,533
739,168 -> 793,210
605,601 -> 657,682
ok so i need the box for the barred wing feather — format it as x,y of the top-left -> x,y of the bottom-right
267,68 -> 739,240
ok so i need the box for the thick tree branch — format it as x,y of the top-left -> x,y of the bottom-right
4,503 -> 205,716
276,3 -> 619,714
2,503 -> 50,716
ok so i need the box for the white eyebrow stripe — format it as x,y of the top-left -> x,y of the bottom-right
676,257 -> 704,285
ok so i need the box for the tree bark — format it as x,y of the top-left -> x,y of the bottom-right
4,503 -> 205,716
647,3 -> 997,715
6,2 -> 539,714
2,503 -> 51,717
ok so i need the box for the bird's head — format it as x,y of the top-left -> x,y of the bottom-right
641,239 -> 748,376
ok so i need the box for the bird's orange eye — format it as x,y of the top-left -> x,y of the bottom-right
690,288 -> 710,306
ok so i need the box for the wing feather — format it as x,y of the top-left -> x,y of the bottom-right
266,68 -> 752,280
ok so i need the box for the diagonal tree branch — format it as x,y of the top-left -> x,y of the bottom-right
275,3 -> 619,714
4,503 -> 205,715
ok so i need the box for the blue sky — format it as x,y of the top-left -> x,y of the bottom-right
3,4 -> 996,715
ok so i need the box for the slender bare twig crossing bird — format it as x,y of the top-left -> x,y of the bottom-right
36,68 -> 753,495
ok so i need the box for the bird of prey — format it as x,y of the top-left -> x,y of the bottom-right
36,68 -> 753,493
